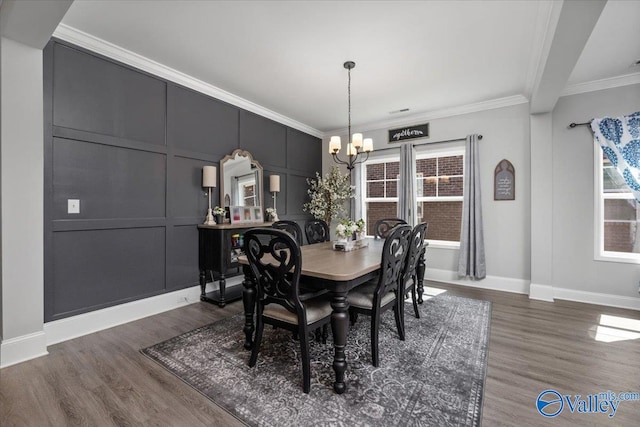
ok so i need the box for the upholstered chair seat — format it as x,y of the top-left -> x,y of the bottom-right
263,297 -> 333,325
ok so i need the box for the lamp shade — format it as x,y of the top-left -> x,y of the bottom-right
329,136 -> 341,153
270,174 -> 281,193
202,166 -> 217,188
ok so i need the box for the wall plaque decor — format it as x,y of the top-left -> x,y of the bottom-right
494,159 -> 515,200
388,123 -> 429,143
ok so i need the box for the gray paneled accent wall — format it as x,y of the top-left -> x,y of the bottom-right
44,40 -> 321,321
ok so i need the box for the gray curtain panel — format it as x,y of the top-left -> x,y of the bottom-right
397,143 -> 417,225
458,134 -> 486,279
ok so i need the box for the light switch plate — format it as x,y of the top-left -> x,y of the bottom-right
68,199 -> 80,214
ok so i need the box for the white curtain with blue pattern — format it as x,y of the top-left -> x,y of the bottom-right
591,112 -> 640,202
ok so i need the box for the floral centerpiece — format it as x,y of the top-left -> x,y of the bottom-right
303,166 -> 354,228
335,219 -> 357,242
213,206 -> 226,224
266,207 -> 278,222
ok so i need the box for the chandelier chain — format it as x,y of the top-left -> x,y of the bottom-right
347,66 -> 351,152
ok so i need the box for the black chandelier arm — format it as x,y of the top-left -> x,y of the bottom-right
331,152 -> 350,167
331,150 -> 370,171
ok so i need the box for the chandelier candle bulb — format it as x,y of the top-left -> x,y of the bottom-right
363,138 -> 373,152
352,133 -> 363,148
329,136 -> 341,153
347,143 -> 357,156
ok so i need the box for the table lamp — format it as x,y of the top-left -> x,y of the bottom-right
270,175 -> 280,211
203,165 -> 217,225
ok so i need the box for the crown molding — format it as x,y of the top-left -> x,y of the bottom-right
323,94 -> 529,137
52,24 -> 323,139
561,72 -> 640,97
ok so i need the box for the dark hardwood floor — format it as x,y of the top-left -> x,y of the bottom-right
2,282 -> 640,426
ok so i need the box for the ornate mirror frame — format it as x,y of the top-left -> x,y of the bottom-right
219,149 -> 264,209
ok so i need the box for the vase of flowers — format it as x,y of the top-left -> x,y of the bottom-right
303,166 -> 355,229
335,219 -> 357,243
266,207 -> 278,222
213,206 -> 226,224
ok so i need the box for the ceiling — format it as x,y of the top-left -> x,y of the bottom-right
59,0 -> 640,134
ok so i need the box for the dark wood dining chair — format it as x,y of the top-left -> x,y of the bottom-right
348,224 -> 412,367
373,218 -> 407,239
245,228 -> 332,394
272,220 -> 304,246
401,222 -> 428,321
304,219 -> 330,244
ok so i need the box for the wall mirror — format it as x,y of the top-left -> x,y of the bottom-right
220,149 -> 263,208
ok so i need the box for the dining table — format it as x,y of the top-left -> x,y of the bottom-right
238,238 -> 426,394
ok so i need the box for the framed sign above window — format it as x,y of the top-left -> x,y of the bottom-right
388,123 -> 429,143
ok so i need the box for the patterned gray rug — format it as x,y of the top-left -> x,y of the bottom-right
142,294 -> 491,426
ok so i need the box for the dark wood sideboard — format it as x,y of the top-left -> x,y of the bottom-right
198,222 -> 272,307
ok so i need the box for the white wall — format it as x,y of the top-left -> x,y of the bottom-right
323,103 -> 532,288
551,84 -> 640,299
0,36 -> 47,366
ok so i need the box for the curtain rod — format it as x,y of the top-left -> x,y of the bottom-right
413,135 -> 482,147
361,135 -> 483,154
569,120 -> 592,128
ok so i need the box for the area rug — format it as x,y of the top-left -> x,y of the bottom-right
142,294 -> 491,426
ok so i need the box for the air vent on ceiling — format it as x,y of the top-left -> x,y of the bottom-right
389,108 -> 410,114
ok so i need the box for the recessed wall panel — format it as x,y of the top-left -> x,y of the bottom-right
167,225 -> 199,289
51,227 -> 165,318
167,85 -> 239,156
240,111 -> 286,168
171,156 -> 218,218
52,138 -> 166,220
53,44 -> 166,145
287,128 -> 322,173
287,174 -> 311,216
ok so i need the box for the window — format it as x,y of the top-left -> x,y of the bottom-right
360,146 -> 465,244
595,148 -> 640,262
362,157 -> 399,235
416,149 -> 464,244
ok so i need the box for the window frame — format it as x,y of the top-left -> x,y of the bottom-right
415,146 -> 465,248
360,154 -> 401,237
593,143 -> 640,264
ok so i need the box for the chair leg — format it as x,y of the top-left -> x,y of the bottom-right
314,328 -> 322,343
371,312 -> 380,367
322,324 -> 328,344
249,316 -> 264,367
349,310 -> 358,326
394,301 -> 405,341
411,287 -> 420,318
299,325 -> 311,394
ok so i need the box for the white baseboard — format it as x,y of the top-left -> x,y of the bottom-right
553,287 -> 640,311
44,277 -> 243,347
425,268 -> 530,295
426,269 -> 640,311
0,331 -> 48,369
529,283 -> 555,302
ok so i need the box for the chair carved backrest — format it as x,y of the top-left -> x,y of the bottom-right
403,223 -> 428,286
244,229 -> 305,320
304,219 -> 330,244
272,220 -> 304,246
375,224 -> 412,299
373,218 -> 408,239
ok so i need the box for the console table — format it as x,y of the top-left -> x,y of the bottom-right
198,222 -> 272,307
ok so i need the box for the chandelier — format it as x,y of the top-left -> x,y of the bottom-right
329,61 -> 373,170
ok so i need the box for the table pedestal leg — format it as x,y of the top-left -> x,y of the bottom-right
330,290 -> 349,394
242,265 -> 256,350
417,250 -> 426,304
